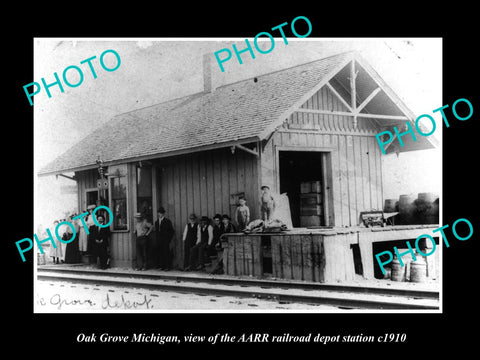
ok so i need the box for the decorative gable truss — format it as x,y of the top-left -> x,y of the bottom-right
271,54 -> 436,153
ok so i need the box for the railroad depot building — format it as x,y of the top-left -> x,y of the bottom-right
38,52 -> 439,282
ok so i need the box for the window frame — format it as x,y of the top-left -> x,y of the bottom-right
136,165 -> 153,223
108,174 -> 130,232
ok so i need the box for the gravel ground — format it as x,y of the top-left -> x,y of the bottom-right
35,279 -> 341,312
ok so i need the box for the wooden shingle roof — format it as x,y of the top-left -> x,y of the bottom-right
40,51 -> 435,175
39,52 -> 353,175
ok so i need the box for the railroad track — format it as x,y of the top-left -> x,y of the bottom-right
37,266 -> 440,310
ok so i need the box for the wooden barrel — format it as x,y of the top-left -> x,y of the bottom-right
426,196 -> 439,225
398,194 -> 415,225
410,256 -> 427,283
384,198 -> 398,213
418,192 -> 436,203
415,192 -> 435,224
391,256 -> 406,282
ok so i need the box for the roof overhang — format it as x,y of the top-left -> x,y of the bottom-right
37,136 -> 261,177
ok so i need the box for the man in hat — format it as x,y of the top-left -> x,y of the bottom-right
221,214 -> 236,234
187,216 -> 213,271
209,214 -> 236,275
209,214 -> 223,257
155,206 -> 174,270
134,213 -> 153,270
182,213 -> 198,269
261,185 -> 276,222
90,214 -> 111,269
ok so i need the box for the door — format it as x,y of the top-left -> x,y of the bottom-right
279,151 -> 326,227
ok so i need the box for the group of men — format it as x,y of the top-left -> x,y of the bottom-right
183,213 -> 236,272
133,185 -> 277,272
134,208 -> 237,272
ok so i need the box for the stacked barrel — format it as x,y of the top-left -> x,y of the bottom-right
383,192 -> 439,225
299,180 -> 323,227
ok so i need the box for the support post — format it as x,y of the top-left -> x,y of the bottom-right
350,60 -> 357,128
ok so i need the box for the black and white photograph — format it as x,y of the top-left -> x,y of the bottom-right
7,6 -> 480,353
32,38 -> 443,313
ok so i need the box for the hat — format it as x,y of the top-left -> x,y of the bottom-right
134,212 -> 143,218
158,206 -> 166,214
222,214 -> 231,220
87,204 -> 96,210
200,216 -> 209,222
213,213 -> 222,220
261,185 -> 270,190
189,213 -> 197,220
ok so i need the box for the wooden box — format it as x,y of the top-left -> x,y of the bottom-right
311,180 -> 322,193
300,182 -> 311,194
300,205 -> 322,216
300,215 -> 322,227
300,193 -> 322,205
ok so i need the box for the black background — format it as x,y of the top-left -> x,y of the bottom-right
6,5 -> 478,355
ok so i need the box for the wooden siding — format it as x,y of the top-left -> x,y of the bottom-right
155,147 -> 259,268
261,84 -> 383,227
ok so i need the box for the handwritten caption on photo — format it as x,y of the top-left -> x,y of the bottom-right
23,49 -> 121,106
37,291 -> 152,311
16,205 -> 113,262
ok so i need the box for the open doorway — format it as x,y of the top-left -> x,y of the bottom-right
86,189 -> 99,209
279,151 -> 325,228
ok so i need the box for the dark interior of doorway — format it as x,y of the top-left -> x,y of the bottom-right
86,190 -> 98,209
279,151 -> 324,228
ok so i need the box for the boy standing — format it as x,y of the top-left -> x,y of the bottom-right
235,197 -> 250,231
261,185 -> 275,222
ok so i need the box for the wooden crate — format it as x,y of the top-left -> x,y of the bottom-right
300,181 -> 311,194
300,205 -> 322,216
311,180 -> 322,193
300,215 -> 322,226
300,193 -> 322,205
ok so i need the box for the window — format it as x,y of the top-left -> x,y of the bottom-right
110,176 -> 128,230
137,166 -> 152,222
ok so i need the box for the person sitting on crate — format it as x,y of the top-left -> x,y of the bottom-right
220,214 -> 236,238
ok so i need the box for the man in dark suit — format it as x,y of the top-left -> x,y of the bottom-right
155,207 -> 174,270
91,215 -> 111,270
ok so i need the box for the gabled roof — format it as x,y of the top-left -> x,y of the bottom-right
38,51 -> 433,176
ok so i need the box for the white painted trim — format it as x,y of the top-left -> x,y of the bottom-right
258,53 -> 355,140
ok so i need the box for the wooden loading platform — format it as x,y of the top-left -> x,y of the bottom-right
221,225 -> 440,283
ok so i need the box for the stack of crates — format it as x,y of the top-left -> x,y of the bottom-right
299,180 -> 323,227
